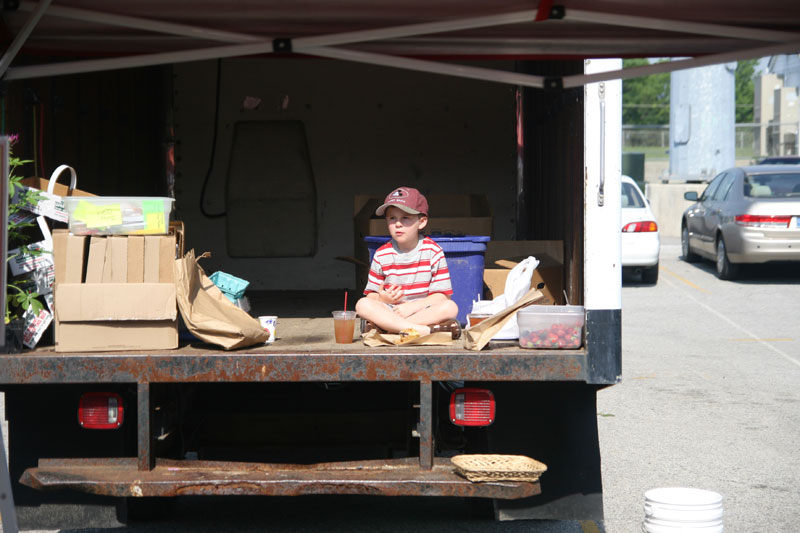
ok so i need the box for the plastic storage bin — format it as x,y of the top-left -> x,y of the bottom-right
517,305 -> 584,349
209,271 -> 250,303
64,196 -> 175,235
365,235 -> 491,325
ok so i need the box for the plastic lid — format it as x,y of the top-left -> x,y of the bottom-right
645,488 -> 723,507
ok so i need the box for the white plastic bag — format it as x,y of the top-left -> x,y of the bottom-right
471,256 -> 539,340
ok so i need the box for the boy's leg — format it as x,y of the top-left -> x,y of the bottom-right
405,299 -> 459,326
355,298 -> 431,335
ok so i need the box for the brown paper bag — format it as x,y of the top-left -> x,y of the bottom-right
174,250 -> 269,350
362,329 -> 454,347
464,288 -> 544,351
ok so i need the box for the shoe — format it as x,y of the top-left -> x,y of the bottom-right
361,319 -> 383,335
429,319 -> 462,340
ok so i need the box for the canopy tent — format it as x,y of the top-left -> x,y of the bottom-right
2,0 -> 800,87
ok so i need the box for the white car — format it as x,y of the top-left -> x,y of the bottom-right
621,175 -> 661,283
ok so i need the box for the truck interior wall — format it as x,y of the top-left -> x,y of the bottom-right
172,58 -> 520,290
2,66 -> 169,197
517,60 -> 585,305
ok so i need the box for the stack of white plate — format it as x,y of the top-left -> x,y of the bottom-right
643,487 -> 723,532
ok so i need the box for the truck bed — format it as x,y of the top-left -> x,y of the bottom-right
0,291 -> 588,385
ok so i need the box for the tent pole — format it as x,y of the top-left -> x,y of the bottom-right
566,9 -> 800,43
0,0 -> 53,79
562,40 -> 800,88
304,46 -> 546,88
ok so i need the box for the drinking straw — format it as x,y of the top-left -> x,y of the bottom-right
344,291 -> 348,311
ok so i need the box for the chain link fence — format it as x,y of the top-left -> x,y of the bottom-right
622,122 -> 800,163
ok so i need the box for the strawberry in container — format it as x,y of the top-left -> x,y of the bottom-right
517,305 -> 584,349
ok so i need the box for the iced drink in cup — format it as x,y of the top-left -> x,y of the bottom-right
332,310 -> 357,343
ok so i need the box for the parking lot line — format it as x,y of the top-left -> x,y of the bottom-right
733,338 -> 794,342
660,266 -> 710,293
661,276 -> 800,370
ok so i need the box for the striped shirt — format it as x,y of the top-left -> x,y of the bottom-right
364,237 -> 453,301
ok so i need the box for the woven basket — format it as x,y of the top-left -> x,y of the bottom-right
451,454 -> 547,482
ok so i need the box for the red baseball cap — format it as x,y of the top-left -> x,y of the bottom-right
375,187 -> 429,216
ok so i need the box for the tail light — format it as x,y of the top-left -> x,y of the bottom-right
78,392 -> 124,429
735,215 -> 791,228
449,388 -> 495,427
622,221 -> 658,233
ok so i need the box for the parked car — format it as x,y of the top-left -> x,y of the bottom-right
757,156 -> 800,165
621,175 -> 660,283
681,165 -> 800,279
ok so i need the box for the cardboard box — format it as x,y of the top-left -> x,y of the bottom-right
483,241 -> 564,305
353,194 -> 492,289
53,233 -> 178,352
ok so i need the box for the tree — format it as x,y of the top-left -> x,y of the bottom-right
622,58 -> 670,125
735,59 -> 757,123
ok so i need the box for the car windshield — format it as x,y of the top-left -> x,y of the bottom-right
621,182 -> 646,208
743,173 -> 800,198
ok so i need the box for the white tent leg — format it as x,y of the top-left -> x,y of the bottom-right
0,0 -> 52,79
562,40 -> 800,88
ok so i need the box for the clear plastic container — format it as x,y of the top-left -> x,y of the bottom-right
63,196 -> 175,235
517,305 -> 584,349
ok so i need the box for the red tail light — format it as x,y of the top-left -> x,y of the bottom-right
735,215 -> 791,228
79,392 -> 124,430
449,388 -> 495,427
622,221 -> 658,233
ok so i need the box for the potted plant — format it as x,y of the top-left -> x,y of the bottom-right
4,135 -> 45,352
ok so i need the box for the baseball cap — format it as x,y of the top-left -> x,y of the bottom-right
375,187 -> 429,216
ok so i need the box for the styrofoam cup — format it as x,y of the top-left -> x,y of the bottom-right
258,315 -> 277,343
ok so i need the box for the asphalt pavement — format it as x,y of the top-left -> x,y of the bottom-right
600,237 -> 800,532
3,237 -> 799,532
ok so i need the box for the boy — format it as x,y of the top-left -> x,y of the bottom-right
355,187 -> 460,338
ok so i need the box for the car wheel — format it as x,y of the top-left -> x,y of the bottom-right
681,224 -> 699,262
641,263 -> 659,284
715,236 -> 740,280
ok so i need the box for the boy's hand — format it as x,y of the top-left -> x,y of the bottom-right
378,282 -> 404,304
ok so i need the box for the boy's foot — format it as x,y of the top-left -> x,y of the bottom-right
429,319 -> 462,340
361,319 -> 381,335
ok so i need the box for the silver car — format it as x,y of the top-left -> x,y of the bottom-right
681,165 -> 800,279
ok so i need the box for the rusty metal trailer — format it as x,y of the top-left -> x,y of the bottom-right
2,1 -> 799,530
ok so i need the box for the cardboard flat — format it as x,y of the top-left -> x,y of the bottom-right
64,234 -> 87,283
85,237 -> 107,283
52,230 -> 69,284
55,283 -> 177,321
54,320 -> 178,352
483,241 -> 564,305
159,235 -> 176,283
127,236 -> 144,283
20,176 -> 95,198
109,236 -> 128,283
144,236 -> 161,282
17,175 -> 95,223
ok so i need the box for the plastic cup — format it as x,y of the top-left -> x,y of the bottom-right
258,315 -> 277,343
467,313 -> 492,327
332,310 -> 357,344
